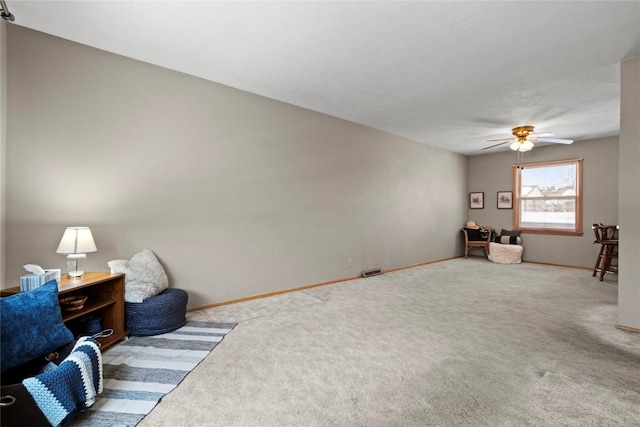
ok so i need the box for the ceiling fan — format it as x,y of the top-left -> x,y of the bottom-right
482,125 -> 574,152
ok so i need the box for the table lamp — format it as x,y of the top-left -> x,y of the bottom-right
56,226 -> 98,278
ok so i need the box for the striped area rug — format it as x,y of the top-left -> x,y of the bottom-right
69,321 -> 236,427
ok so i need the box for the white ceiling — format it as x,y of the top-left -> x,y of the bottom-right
6,1 -> 640,156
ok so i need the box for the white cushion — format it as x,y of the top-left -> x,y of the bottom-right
495,235 -> 522,245
108,249 -> 169,303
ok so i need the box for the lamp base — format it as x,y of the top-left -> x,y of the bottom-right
67,271 -> 85,279
66,253 -> 87,279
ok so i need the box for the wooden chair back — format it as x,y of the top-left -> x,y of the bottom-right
592,223 -> 618,243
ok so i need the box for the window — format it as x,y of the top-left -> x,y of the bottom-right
513,158 -> 583,235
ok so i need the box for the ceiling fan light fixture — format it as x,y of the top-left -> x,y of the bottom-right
512,125 -> 535,139
483,125 -> 571,152
521,140 -> 534,151
510,139 -> 534,152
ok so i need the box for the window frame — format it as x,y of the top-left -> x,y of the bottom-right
513,158 -> 583,236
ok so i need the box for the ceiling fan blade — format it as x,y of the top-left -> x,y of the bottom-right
530,132 -> 554,138
537,137 -> 574,144
482,140 -> 511,150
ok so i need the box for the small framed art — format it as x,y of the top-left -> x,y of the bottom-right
497,191 -> 513,209
469,192 -> 484,209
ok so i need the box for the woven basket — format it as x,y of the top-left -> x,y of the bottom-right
59,295 -> 88,312
125,288 -> 188,336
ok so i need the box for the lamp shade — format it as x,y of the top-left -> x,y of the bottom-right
510,140 -> 535,152
520,140 -> 534,152
56,227 -> 98,254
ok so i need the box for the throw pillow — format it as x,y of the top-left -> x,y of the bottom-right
494,235 -> 522,245
500,229 -> 522,237
0,281 -> 74,373
109,249 -> 168,303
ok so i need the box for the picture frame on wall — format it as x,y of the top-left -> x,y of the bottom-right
469,192 -> 484,209
497,191 -> 513,209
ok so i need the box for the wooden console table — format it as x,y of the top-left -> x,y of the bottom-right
1,272 -> 127,350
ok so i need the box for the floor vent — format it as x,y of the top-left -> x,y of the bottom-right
361,268 -> 383,278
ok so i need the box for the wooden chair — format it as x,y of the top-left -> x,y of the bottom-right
462,227 -> 492,258
592,223 -> 618,281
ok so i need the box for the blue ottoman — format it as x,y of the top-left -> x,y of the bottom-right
125,288 -> 188,336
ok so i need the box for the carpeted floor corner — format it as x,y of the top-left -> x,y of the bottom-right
138,258 -> 639,426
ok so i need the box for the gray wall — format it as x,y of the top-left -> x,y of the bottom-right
3,26 -> 467,307
1,20 -> 6,286
618,55 -> 640,330
468,137 -> 619,268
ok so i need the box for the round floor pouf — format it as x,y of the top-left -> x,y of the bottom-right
126,288 -> 188,336
488,242 -> 523,264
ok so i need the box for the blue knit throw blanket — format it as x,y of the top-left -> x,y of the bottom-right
22,336 -> 103,426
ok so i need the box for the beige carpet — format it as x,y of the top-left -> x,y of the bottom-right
140,258 -> 639,426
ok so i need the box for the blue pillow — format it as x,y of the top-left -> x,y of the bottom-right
1,281 -> 74,373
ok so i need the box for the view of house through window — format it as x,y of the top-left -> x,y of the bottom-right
514,158 -> 583,235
